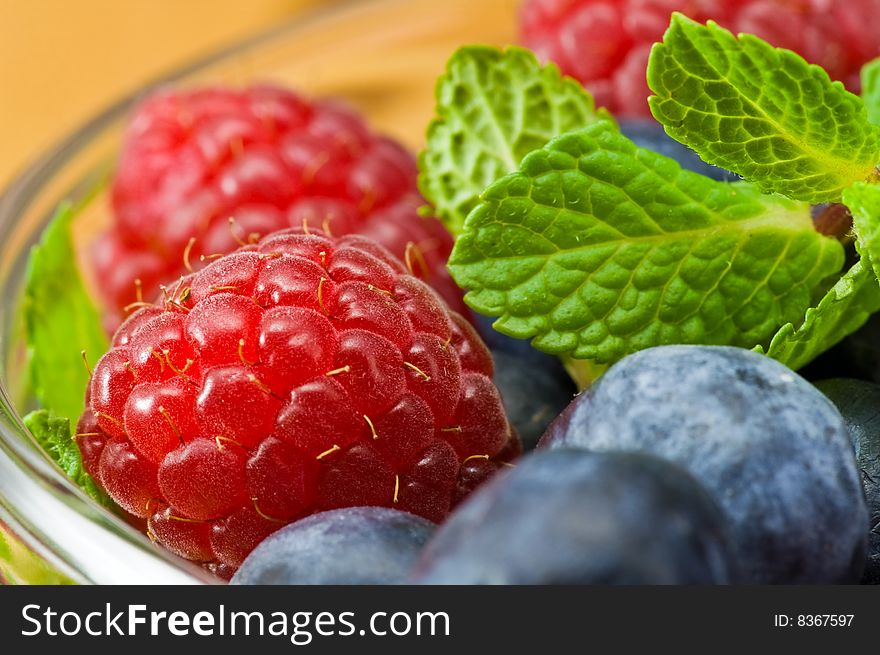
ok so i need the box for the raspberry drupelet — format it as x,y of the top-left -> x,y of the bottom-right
78,229 -> 518,576
97,85 -> 465,327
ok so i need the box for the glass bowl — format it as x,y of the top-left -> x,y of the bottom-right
0,0 -> 519,584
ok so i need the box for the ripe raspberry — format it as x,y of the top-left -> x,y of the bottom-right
97,85 -> 464,328
79,230 -> 517,574
521,0 -> 880,117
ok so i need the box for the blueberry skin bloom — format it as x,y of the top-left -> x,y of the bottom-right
412,449 -> 737,585
542,345 -> 868,584
233,507 -> 435,585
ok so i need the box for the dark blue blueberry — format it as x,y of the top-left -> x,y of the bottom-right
814,378 -> 880,584
491,350 -> 575,451
473,314 -> 577,451
474,313 -> 553,364
541,345 -> 868,584
231,507 -> 434,585
619,119 -> 740,182
411,449 -> 737,584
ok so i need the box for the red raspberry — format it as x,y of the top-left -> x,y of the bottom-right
97,85 -> 464,328
521,0 -> 880,117
79,230 -> 518,573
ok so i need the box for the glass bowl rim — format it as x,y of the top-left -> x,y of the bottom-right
0,0 -> 412,585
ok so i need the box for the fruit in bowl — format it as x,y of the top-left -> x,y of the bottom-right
81,226 -> 516,575
411,448 -> 740,584
96,85 -> 468,329
520,0 -> 880,117
540,346 -> 868,584
8,1 -> 880,585
233,507 -> 436,585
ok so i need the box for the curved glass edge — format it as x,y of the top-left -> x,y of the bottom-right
0,374 -> 218,584
0,523 -> 75,585
0,1 -> 387,586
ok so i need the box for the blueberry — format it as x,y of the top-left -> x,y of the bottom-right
813,378 -> 880,584
541,345 -> 868,584
473,314 -> 577,451
474,313 -> 555,364
491,350 -> 575,451
411,449 -> 737,584
232,507 -> 435,585
619,119 -> 740,182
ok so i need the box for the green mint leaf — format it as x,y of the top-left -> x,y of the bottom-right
647,13 -> 880,203
845,181 -> 880,279
419,45 -> 610,235
24,204 -> 109,421
863,58 -> 880,126
754,177 -> 880,371
448,121 -> 844,364
755,259 -> 880,370
23,410 -> 111,507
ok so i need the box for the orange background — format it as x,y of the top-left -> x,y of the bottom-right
0,0 -> 326,188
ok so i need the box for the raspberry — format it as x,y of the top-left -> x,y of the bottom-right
98,85 -> 465,328
79,230 -> 518,573
521,0 -> 880,117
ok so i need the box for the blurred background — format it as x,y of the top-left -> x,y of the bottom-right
0,0 -> 328,187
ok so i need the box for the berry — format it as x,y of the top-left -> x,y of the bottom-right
81,230 -> 515,573
489,350 -> 575,452
813,378 -> 880,585
473,315 -> 577,451
541,345 -> 868,584
98,85 -> 465,327
411,450 -> 737,584
521,0 -> 880,118
232,507 -> 434,584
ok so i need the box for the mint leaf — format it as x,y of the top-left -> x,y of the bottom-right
845,181 -> 880,281
756,260 -> 880,370
448,121 -> 844,364
24,204 -> 109,421
863,58 -> 880,127
420,45 -> 609,235
23,410 -> 110,507
647,13 -> 880,203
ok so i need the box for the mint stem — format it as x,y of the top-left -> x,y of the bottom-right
561,357 -> 608,392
